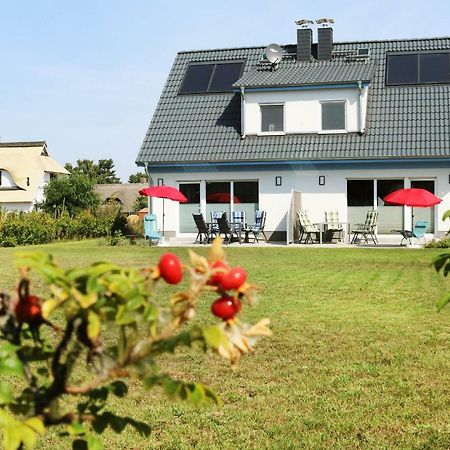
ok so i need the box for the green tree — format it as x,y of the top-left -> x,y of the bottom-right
128,172 -> 147,183
65,159 -> 120,184
41,174 -> 100,216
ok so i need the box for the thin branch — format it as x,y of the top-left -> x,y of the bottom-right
65,367 -> 129,395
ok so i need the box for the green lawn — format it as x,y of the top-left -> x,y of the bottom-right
1,240 -> 450,449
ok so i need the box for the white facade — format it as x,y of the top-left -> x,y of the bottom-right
146,165 -> 450,239
242,86 -> 369,136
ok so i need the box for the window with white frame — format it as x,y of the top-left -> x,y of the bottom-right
321,101 -> 346,131
260,105 -> 284,133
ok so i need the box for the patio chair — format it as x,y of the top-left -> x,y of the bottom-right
143,214 -> 160,245
210,211 -> 226,234
392,220 -> 428,245
217,215 -> 242,244
248,210 -> 268,243
231,211 -> 246,232
325,211 -> 344,242
297,210 -> 320,244
350,210 -> 379,244
192,213 -> 214,244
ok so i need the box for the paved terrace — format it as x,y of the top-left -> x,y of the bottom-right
156,234 -> 429,248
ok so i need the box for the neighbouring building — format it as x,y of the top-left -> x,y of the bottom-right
135,20 -> 450,241
94,183 -> 147,214
0,141 -> 69,211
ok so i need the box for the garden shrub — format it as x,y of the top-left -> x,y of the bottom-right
426,238 -> 450,248
0,207 -> 128,247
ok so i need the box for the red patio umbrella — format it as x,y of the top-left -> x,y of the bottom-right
383,188 -> 442,226
139,185 -> 187,239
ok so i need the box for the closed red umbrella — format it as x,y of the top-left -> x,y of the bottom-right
383,188 -> 442,225
139,185 -> 187,239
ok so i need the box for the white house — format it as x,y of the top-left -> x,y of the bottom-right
135,22 -> 450,241
0,141 -> 69,211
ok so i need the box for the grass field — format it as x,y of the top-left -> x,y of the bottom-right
1,240 -> 450,449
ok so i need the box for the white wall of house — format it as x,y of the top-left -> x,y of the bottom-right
243,86 -> 369,135
1,203 -> 32,212
35,172 -> 51,205
147,165 -> 450,238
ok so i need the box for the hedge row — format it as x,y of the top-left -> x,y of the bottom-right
0,206 -> 127,247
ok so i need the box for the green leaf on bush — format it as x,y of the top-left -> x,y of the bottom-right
42,298 -> 63,319
0,356 -> 24,377
204,386 -> 222,407
2,425 -> 21,450
87,311 -> 101,340
437,291 -> 450,311
24,417 -> 45,434
67,422 -> 86,436
433,253 -> 450,274
0,343 -> 20,358
73,291 -> 98,309
189,383 -> 206,406
86,434 -> 103,450
124,296 -> 145,312
0,380 -> 13,405
162,377 -> 181,398
202,325 -> 227,349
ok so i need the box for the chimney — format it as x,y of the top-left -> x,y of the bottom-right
295,20 -> 313,62
317,26 -> 333,60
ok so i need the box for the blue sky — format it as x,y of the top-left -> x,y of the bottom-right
1,0 -> 449,181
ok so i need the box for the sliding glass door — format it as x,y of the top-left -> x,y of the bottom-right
179,183 -> 200,233
377,179 -> 404,233
347,179 -> 405,233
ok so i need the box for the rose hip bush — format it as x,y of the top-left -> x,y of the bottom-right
0,238 -> 270,449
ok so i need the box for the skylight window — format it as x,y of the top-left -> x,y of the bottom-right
386,52 -> 450,85
179,61 -> 244,94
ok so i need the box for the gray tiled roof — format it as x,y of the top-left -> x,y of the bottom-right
234,60 -> 375,88
136,37 -> 450,165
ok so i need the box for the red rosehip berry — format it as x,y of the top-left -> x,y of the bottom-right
207,260 -> 229,286
220,267 -> 247,291
158,253 -> 183,285
211,296 -> 239,321
15,295 -> 43,324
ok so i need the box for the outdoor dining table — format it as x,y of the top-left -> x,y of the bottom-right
313,222 -> 350,244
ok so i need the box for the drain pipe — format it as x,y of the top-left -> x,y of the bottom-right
240,87 -> 246,139
357,81 -> 365,135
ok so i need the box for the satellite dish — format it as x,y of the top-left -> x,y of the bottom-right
265,43 -> 283,65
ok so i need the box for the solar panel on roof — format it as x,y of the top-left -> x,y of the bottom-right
387,52 -> 450,86
209,62 -> 244,92
420,53 -> 450,83
179,64 -> 215,94
179,61 -> 244,94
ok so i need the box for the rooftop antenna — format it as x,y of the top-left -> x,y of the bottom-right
295,19 -> 314,28
264,43 -> 283,70
315,18 -> 334,27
